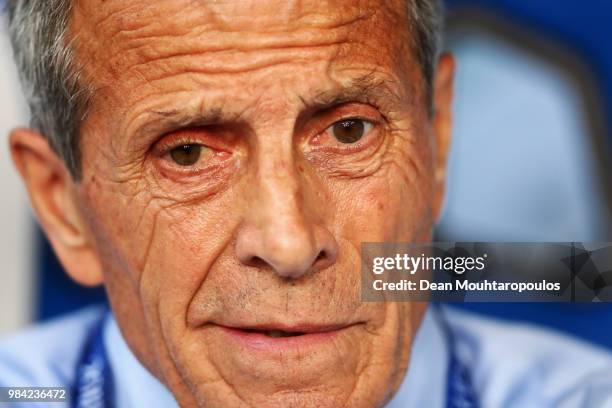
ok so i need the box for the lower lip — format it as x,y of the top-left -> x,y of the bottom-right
217,325 -> 351,353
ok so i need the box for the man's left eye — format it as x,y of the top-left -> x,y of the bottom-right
327,119 -> 372,144
170,144 -> 203,166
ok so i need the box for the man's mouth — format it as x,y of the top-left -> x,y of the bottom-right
243,329 -> 306,338
213,322 -> 360,353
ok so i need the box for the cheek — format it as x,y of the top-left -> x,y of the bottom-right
333,161 -> 434,244
80,173 -> 239,311
142,202 -> 239,321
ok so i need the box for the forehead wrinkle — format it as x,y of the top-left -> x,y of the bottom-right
122,40 -> 352,83
105,19 -> 360,82
73,0 -> 387,83
84,0 -> 375,48
181,0 -> 377,32
83,0 -> 201,34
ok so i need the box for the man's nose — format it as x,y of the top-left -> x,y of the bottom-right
235,157 -> 338,280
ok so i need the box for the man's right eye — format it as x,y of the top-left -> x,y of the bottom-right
330,119 -> 369,144
169,144 -> 203,166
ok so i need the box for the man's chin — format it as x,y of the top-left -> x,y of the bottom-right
188,377 -> 388,408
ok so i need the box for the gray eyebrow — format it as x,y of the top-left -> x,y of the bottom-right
134,106 -> 226,138
306,73 -> 405,112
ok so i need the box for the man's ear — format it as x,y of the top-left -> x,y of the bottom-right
9,128 -> 103,286
431,52 -> 455,222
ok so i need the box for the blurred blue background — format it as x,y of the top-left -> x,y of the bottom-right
32,1 -> 612,347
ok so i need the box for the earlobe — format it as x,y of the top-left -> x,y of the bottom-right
431,53 -> 456,222
9,128 -> 103,286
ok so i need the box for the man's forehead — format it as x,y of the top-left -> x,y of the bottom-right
72,0 -> 414,79
72,0 -> 418,133
77,0 -> 405,30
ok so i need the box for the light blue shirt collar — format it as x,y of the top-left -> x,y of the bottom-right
387,307 -> 449,408
103,316 -> 178,408
104,307 -> 447,408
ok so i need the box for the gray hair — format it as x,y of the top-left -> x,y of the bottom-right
7,0 -> 92,178
6,0 -> 443,179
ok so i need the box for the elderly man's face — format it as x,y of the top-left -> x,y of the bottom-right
11,0 -> 453,406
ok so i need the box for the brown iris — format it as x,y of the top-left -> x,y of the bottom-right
170,144 -> 202,166
332,119 -> 365,144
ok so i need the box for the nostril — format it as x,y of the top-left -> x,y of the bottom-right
312,249 -> 334,270
248,256 -> 268,269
